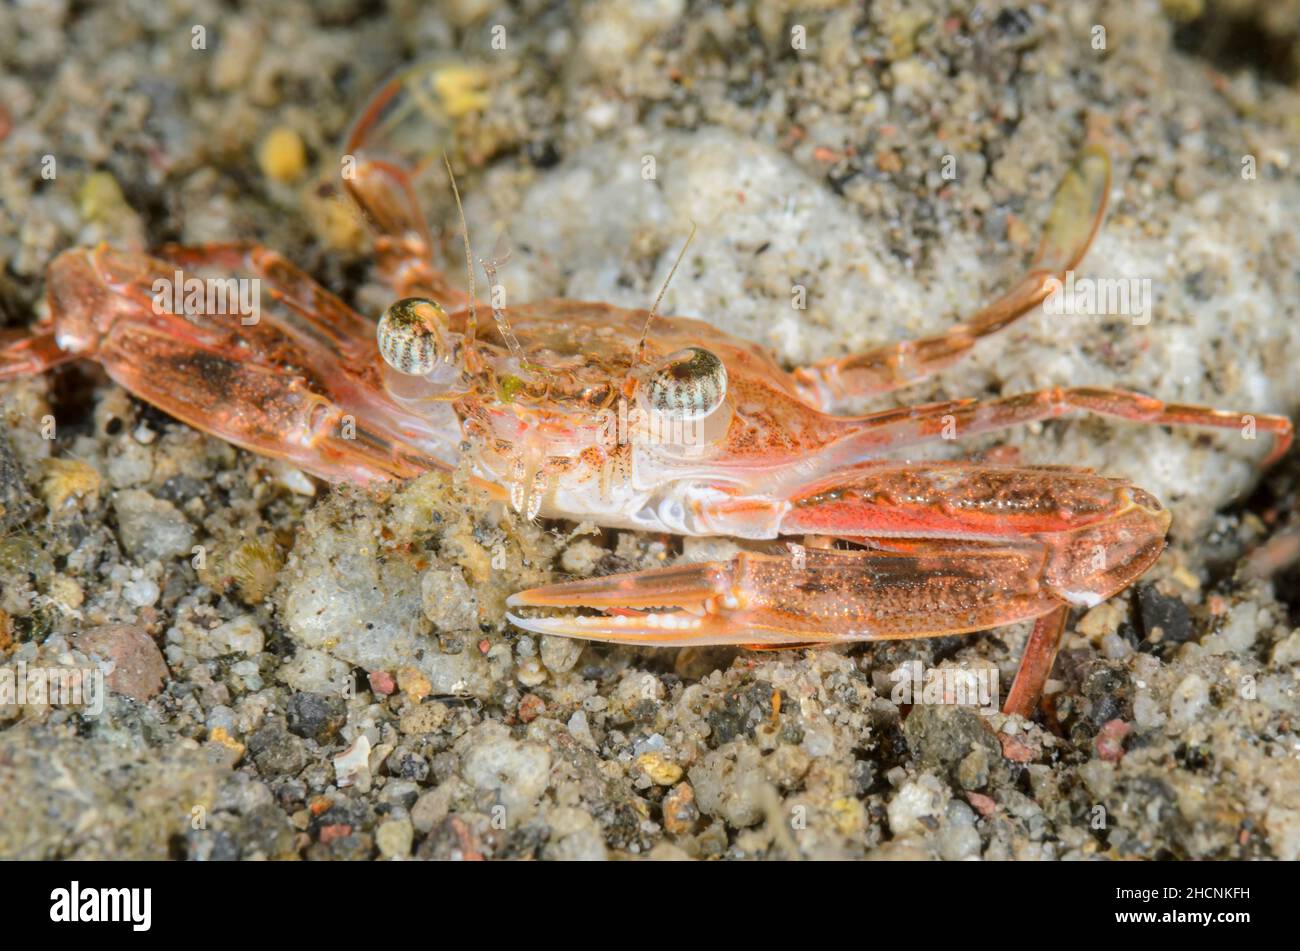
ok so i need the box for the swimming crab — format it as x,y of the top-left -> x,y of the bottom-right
2,62 -> 1290,718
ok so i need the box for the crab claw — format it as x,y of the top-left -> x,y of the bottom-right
505,541 -> 1064,649
507,529 -> 1151,655
506,555 -> 828,648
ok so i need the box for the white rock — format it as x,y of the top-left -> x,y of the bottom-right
1133,691 -> 1167,731
334,734 -> 372,789
208,614 -> 265,656
462,736 -> 552,821
112,489 -> 195,561
1079,759 -> 1116,799
276,648 -> 352,696
376,818 -> 414,859
1169,674 -> 1210,726
689,744 -> 769,828
421,567 -> 478,631
543,808 -> 609,861
540,635 -> 583,673
567,710 -> 597,749
122,577 -> 160,607
887,773 -> 950,837
1271,630 -> 1300,667
1203,603 -> 1261,655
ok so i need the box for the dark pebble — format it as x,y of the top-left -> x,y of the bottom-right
1082,662 -> 1133,729
392,750 -> 430,783
902,703 -> 1000,784
285,691 -> 347,742
247,719 -> 307,777
1136,583 -> 1194,645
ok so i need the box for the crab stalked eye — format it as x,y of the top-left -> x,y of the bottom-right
643,347 -> 727,420
377,298 -> 450,375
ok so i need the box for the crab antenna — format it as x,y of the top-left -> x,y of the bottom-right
636,222 -> 697,365
443,152 -> 477,344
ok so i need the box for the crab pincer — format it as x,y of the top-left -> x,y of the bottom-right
508,464 -> 1180,717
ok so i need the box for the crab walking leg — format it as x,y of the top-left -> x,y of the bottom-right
345,157 -> 470,305
793,146 -> 1111,411
154,243 -> 381,363
0,330 -> 75,377
1002,605 -> 1069,718
342,64 -> 471,308
824,386 -> 1294,468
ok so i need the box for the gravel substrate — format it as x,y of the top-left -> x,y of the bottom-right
2,0 -> 1299,860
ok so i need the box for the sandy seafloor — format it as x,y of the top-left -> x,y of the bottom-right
2,0 -> 1300,859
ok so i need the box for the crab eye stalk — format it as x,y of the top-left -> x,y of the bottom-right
642,347 -> 727,421
377,298 -> 452,375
